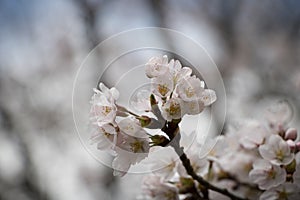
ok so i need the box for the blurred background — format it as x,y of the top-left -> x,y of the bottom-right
0,0 -> 300,199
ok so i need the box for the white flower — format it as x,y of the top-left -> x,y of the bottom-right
173,67 -> 192,85
180,99 -> 204,115
145,55 -> 169,78
249,159 -> 286,190
130,88 -> 152,112
142,175 -> 179,200
149,147 -> 178,180
90,123 -> 117,150
199,136 -> 227,160
161,98 -> 182,121
200,89 -> 217,106
118,117 -> 146,138
237,121 -> 271,149
177,131 -> 209,177
176,76 -> 216,112
90,83 -> 119,124
265,100 -> 293,131
293,152 -> 300,187
260,183 -> 299,200
151,73 -> 174,98
259,134 -> 294,165
177,151 -> 208,178
98,82 -> 119,101
176,76 -> 204,101
219,150 -> 256,183
167,59 -> 192,85
112,131 -> 149,176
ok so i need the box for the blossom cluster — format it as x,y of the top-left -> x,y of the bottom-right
146,55 -> 216,121
140,101 -> 300,200
89,83 -> 150,176
90,56 -> 216,176
89,55 -> 216,177
89,55 -> 300,200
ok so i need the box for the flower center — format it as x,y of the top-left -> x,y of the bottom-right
158,84 -> 169,96
130,140 -> 144,153
185,87 -> 195,98
168,102 -> 180,116
276,149 -> 284,161
267,169 -> 276,179
102,106 -> 112,116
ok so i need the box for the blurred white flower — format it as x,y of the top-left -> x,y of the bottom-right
142,175 -> 179,200
177,152 -> 208,178
130,88 -> 152,112
259,183 -> 299,200
219,150 -> 256,183
149,147 -> 178,180
293,152 -> 300,187
249,159 -> 286,190
259,135 -> 294,165
180,99 -> 204,115
90,83 -> 119,125
113,131 -> 149,177
264,100 -> 293,131
161,98 -> 182,121
118,117 -> 145,138
237,121 -> 271,149
90,123 -> 117,150
199,136 -> 227,160
145,55 -> 169,78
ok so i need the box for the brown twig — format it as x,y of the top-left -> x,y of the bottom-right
160,120 -> 248,200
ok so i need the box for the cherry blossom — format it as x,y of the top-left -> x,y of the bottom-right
149,147 -> 179,180
180,99 -> 204,115
249,159 -> 286,190
90,83 -> 119,125
151,73 -> 174,98
259,183 -> 299,200
293,152 -> 300,187
145,55 -> 169,78
112,131 -> 149,176
237,120 -> 271,149
259,134 -> 294,166
142,175 -> 179,200
264,100 -> 293,132
161,98 -> 182,121
90,123 -> 117,150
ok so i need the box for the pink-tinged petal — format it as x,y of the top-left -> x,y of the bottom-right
201,89 -> 217,106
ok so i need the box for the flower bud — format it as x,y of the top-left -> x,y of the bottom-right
150,135 -> 169,147
285,128 -> 298,141
296,141 -> 300,151
137,115 -> 151,127
286,139 -> 296,152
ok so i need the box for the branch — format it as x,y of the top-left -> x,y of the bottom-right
172,144 -> 247,200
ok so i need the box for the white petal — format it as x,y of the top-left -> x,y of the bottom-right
201,89 -> 217,106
